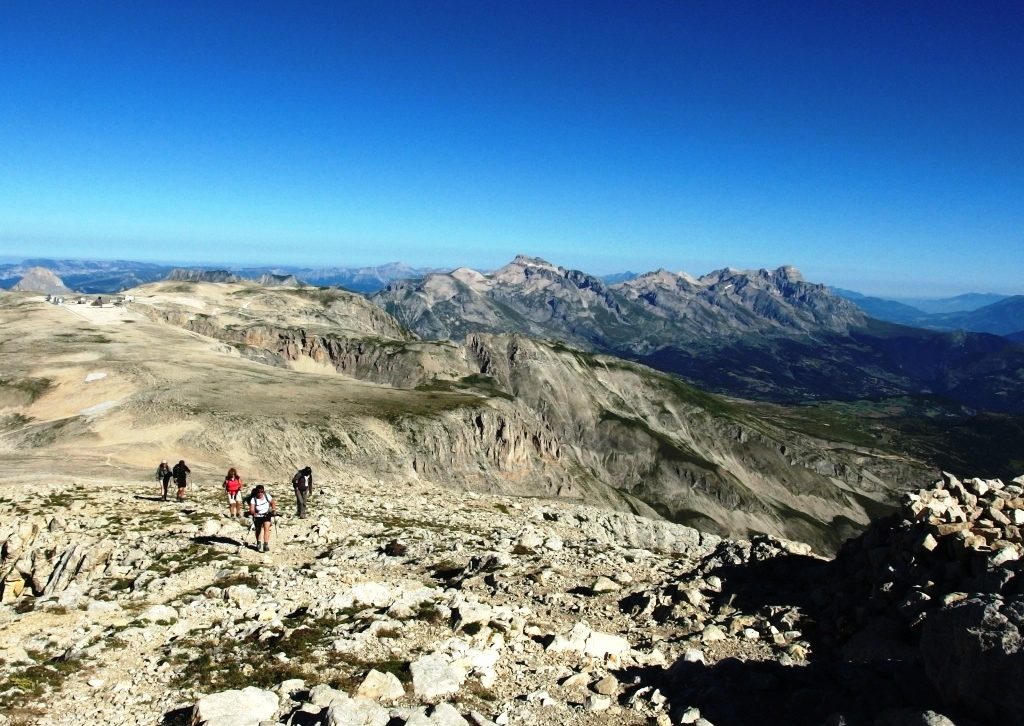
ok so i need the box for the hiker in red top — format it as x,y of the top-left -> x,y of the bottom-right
223,467 -> 243,519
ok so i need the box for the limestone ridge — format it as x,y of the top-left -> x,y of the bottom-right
128,282 -> 929,552
371,255 -> 865,347
10,267 -> 73,294
371,256 -> 1024,411
165,268 -> 243,283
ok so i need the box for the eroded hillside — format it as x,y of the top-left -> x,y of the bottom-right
0,282 -> 932,551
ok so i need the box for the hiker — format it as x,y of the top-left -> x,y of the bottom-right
155,461 -> 172,501
223,467 -> 243,518
248,484 -> 276,552
291,466 -> 314,519
172,459 -> 190,501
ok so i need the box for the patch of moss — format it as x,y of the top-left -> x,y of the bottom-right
0,653 -> 82,709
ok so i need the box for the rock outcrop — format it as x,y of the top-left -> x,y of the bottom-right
255,272 -> 302,288
166,268 -> 242,283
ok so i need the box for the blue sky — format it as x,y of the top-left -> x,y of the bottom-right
1,1 -> 1021,295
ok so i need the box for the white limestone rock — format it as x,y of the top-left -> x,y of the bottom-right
411,653 -> 468,700
191,687 -> 279,726
324,693 -> 390,726
356,669 -> 405,702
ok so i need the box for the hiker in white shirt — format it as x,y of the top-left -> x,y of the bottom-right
248,484 -> 276,552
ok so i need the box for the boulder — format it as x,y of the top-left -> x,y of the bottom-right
584,630 -> 629,659
920,594 -> 1024,723
225,584 -> 257,608
308,684 -> 346,707
324,693 -> 390,726
356,669 -> 405,702
142,604 -> 178,622
874,709 -> 958,726
351,581 -> 395,608
590,576 -> 620,594
428,703 -> 470,725
191,687 -> 279,726
411,653 -> 467,700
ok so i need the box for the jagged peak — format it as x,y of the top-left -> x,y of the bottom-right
774,264 -> 803,282
627,268 -> 685,286
698,265 -> 806,286
504,254 -> 561,271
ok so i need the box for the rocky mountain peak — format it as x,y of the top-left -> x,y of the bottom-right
255,272 -> 302,287
634,268 -> 683,286
11,266 -> 73,294
773,264 -> 804,282
166,268 -> 241,283
492,255 -> 564,283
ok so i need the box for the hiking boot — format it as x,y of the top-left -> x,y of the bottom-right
264,544 -> 271,552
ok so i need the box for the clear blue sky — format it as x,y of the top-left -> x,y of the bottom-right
1,1 -> 1021,296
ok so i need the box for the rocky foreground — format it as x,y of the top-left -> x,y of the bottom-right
0,471 -> 1022,726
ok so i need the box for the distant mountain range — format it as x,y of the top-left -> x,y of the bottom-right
834,288 -> 1024,338
5,255 -> 1024,412
371,256 -> 1024,413
0,258 -> 439,294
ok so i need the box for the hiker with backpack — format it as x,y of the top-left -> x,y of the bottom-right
291,466 -> 313,519
155,461 -> 172,501
248,484 -> 276,552
223,467 -> 244,519
172,460 -> 190,502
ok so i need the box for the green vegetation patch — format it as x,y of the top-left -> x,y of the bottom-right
0,653 -> 83,710
171,614 -> 410,693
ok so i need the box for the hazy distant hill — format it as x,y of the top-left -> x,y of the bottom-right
0,258 -> 174,293
11,266 -> 73,294
600,271 -> 640,284
0,258 -> 438,294
373,255 -> 1024,412
899,292 -> 1009,314
832,288 -> 926,325
296,262 -> 441,292
837,288 -> 1024,337
920,296 -> 1024,337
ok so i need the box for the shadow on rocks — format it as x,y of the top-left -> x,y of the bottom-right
192,534 -> 245,548
619,552 -> 981,726
159,706 -> 191,725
